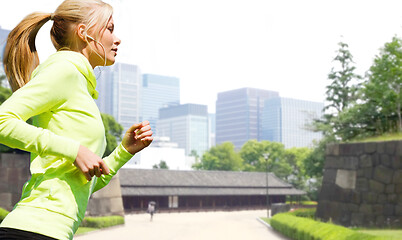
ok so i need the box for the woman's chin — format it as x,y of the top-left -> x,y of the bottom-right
106,58 -> 116,66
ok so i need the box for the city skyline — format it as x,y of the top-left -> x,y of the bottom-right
2,1 -> 402,112
262,97 -> 323,148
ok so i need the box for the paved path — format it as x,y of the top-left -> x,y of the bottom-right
75,210 -> 289,240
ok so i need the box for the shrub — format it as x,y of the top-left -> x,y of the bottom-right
80,215 -> 124,229
288,208 -> 316,219
0,208 -> 9,223
270,213 -> 392,240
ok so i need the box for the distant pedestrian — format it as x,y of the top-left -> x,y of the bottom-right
148,201 -> 156,221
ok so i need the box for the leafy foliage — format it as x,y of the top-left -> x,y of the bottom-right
314,41 -> 362,141
101,113 -> 123,157
0,73 -> 13,153
240,140 -> 286,173
305,42 -> 362,181
153,160 -> 169,169
324,38 -> 402,140
193,142 -> 243,171
283,147 -> 311,190
325,42 -> 362,115
360,36 -> 402,134
0,75 -> 11,104
195,140 -> 316,199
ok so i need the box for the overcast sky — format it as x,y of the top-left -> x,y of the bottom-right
1,0 -> 402,113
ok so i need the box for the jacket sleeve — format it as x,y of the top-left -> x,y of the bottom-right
0,61 -> 81,162
92,143 -> 134,192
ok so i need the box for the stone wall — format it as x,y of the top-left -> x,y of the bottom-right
316,141 -> 402,227
86,174 -> 125,216
0,153 -> 30,211
0,153 -> 124,217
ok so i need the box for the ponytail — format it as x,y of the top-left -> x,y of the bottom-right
3,12 -> 51,92
3,0 -> 113,92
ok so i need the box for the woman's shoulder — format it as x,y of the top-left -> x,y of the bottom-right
28,51 -> 96,95
33,51 -> 92,76
32,52 -> 79,78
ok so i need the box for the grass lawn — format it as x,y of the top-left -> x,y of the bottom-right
351,132 -> 402,143
357,229 -> 402,239
75,227 -> 98,235
260,217 -> 270,224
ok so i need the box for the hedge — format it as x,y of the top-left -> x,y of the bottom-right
0,208 -> 9,223
287,208 -> 316,219
80,215 -> 125,229
270,213 -> 393,240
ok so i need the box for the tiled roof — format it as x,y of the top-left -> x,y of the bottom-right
119,169 -> 305,196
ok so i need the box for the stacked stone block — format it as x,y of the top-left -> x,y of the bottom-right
316,141 -> 402,227
86,173 -> 125,216
0,153 -> 30,211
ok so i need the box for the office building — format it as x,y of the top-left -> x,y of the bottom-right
95,62 -> 141,132
0,26 -> 9,59
141,74 -> 180,132
216,87 -> 279,149
208,113 -> 216,148
262,97 -> 323,148
157,104 -> 209,156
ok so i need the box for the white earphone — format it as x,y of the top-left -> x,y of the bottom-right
86,35 -> 107,67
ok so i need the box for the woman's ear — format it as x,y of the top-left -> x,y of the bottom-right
76,23 -> 88,42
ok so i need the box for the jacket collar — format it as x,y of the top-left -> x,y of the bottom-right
53,51 -> 99,99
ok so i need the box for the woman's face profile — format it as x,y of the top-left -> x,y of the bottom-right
89,16 -> 121,67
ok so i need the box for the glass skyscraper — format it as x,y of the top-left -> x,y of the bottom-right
0,27 -> 10,86
262,97 -> 324,148
208,113 -> 216,148
216,88 -> 279,149
141,74 -> 180,133
0,27 -> 9,58
95,63 -> 141,132
157,104 -> 209,156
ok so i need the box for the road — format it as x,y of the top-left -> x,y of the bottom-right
75,210 -> 289,240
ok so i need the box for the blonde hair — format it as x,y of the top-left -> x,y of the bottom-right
2,0 -> 113,92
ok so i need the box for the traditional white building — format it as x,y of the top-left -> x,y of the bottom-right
123,137 -> 193,170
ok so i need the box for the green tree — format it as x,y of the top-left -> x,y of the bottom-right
319,41 -> 362,140
240,140 -> 316,198
362,36 -> 402,133
283,147 -> 311,190
239,140 -> 266,171
336,37 -> 402,139
306,42 -> 361,179
153,160 -> 169,169
261,141 -> 288,179
189,149 -> 200,161
326,42 -> 361,114
192,142 -> 243,171
240,140 -> 292,180
101,113 -> 123,157
0,73 -> 13,153
0,74 -> 11,104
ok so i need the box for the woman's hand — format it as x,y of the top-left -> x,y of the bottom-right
122,121 -> 153,155
74,145 -> 110,181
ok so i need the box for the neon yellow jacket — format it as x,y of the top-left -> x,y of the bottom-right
0,51 -> 133,240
